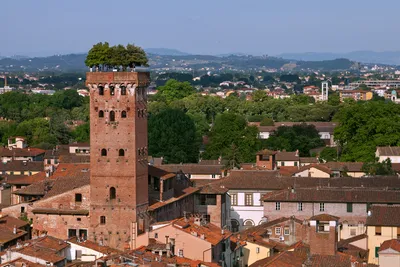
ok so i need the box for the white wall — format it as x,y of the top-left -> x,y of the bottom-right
67,242 -> 106,261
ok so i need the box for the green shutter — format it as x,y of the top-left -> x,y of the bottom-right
375,247 -> 380,258
347,203 -> 353,213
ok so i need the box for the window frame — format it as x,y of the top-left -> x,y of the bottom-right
275,202 -> 281,211
319,203 -> 325,212
375,226 -> 381,236
75,193 -> 82,203
245,193 -> 253,206
231,194 -> 238,206
298,202 -> 303,211
275,227 -> 281,236
347,203 -> 353,213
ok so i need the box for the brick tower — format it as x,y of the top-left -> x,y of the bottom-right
86,71 -> 150,250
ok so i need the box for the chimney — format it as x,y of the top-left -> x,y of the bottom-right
295,149 -> 299,157
13,225 -> 17,234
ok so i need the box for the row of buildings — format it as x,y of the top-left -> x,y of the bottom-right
0,71 -> 398,266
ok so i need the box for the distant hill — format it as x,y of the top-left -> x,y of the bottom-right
145,48 -> 190,56
0,53 -> 356,72
278,51 -> 400,65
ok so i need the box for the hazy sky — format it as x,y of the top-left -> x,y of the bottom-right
2,0 -> 399,57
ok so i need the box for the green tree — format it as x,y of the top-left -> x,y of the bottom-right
362,159 -> 394,175
265,124 -> 324,156
260,117 -> 274,126
126,43 -> 149,67
252,90 -> 269,102
85,42 -> 110,70
148,109 -> 198,163
156,79 -> 195,103
319,147 -> 338,162
204,113 -> 260,163
334,101 -> 400,161
72,122 -> 90,142
328,92 -> 341,106
52,90 -> 83,110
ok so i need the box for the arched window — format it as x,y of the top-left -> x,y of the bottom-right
110,86 -> 115,96
121,111 -> 127,118
110,111 -> 115,122
110,187 -> 116,200
121,86 -> 127,95
243,220 -> 255,230
99,110 -> 104,118
100,216 -> 106,225
101,149 -> 107,157
119,149 -> 125,157
231,219 -> 240,233
98,86 -> 104,95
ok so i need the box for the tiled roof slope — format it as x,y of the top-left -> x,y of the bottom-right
262,187 -> 400,203
377,146 -> 400,156
379,239 -> 400,253
366,204 -> 400,226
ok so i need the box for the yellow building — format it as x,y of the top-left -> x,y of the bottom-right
339,90 -> 373,102
366,205 -> 400,264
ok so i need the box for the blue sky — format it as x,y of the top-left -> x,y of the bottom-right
2,0 -> 399,56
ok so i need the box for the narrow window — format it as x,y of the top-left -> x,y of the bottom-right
75,193 -> 82,203
245,193 -> 253,206
231,194 -> 237,206
119,149 -> 125,157
99,110 -> 104,118
319,203 -> 325,212
110,111 -> 115,122
121,111 -> 127,118
275,227 -> 281,235
101,149 -> 107,157
298,202 -> 303,211
110,187 -> 116,200
99,86 -> 104,95
347,203 -> 353,213
110,86 -> 115,96
100,216 -> 106,225
284,227 -> 290,235
375,226 -> 381,236
275,202 -> 281,211
121,86 -> 127,95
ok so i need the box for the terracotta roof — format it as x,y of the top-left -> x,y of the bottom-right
148,165 -> 175,179
366,204 -> 400,226
276,151 -> 299,161
68,236 -> 120,254
9,236 -> 69,263
7,171 -> 47,185
13,180 -> 50,196
293,164 -> 332,175
324,162 -> 364,172
0,227 -> 27,245
377,146 -> 400,156
262,187 -> 400,203
31,208 -> 89,215
0,161 -> 43,172
207,171 -> 400,191
0,215 -> 29,230
0,147 -> 45,157
258,122 -> 337,134
198,182 -> 229,194
172,217 -> 231,246
148,187 -> 199,211
379,239 -> 400,253
256,149 -> 277,156
279,166 -> 300,176
309,214 -> 339,221
338,234 -> 368,248
300,157 -> 318,164
157,164 -> 223,175
0,258 -> 43,267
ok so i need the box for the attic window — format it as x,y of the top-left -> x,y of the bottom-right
75,194 -> 82,203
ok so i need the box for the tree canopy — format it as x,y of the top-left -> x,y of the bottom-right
264,124 -> 325,156
155,79 -> 196,103
148,109 -> 199,163
85,42 -> 148,70
333,101 -> 400,161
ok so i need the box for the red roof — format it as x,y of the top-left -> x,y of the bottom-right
379,239 -> 400,253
